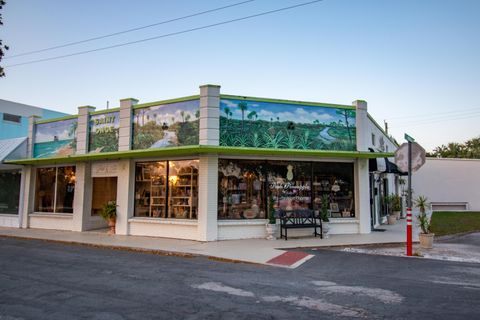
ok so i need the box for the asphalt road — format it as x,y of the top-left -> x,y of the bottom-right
0,237 -> 479,320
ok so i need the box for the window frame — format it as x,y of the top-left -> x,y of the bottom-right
34,165 -> 76,214
2,113 -> 22,124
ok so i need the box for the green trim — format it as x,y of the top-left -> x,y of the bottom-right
133,95 -> 200,110
5,145 -> 393,165
220,94 -> 356,110
367,114 -> 399,147
200,84 -> 221,88
78,105 -> 95,109
89,108 -> 121,115
35,115 -> 78,124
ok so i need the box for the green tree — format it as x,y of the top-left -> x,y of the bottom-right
0,1 -> 9,77
336,109 -> 355,143
238,102 -> 248,132
429,136 -> 480,159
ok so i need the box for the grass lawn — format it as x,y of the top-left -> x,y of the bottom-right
430,211 -> 480,236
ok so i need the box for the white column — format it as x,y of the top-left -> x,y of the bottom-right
197,154 -> 218,241
20,165 -> 35,228
72,162 -> 92,231
27,115 -> 40,158
76,106 -> 96,154
116,159 -> 134,235
118,98 -> 137,151
352,100 -> 368,152
356,158 -> 371,233
199,85 -> 220,145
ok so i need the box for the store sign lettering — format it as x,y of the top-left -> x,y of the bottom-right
92,115 -> 116,134
269,182 -> 310,191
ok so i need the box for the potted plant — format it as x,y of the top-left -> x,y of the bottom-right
391,194 -> 402,220
415,195 -> 434,249
385,195 -> 397,225
266,196 -> 277,240
99,201 -> 117,235
320,194 -> 330,238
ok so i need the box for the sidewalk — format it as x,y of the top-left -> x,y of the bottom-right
0,219 -> 415,269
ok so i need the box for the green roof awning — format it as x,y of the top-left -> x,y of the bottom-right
4,145 -> 394,165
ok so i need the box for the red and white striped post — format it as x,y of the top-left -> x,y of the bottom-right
406,208 -> 412,256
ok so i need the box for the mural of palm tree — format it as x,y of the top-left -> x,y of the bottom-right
180,110 -> 185,123
247,110 -> 257,131
185,114 -> 191,122
195,110 -> 200,119
238,102 -> 248,132
336,109 -> 355,143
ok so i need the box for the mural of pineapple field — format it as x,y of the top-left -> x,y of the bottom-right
219,99 -> 356,151
132,100 -> 199,150
88,112 -> 120,153
33,118 -> 78,158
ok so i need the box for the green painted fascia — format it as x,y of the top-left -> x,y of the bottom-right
133,95 -> 200,110
5,145 -> 393,165
220,94 -> 356,110
367,114 -> 399,147
89,108 -> 121,115
35,115 -> 78,124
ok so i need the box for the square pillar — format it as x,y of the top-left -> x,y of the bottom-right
27,115 -> 40,158
76,106 -> 96,154
20,165 -> 35,228
72,162 -> 92,231
352,100 -> 368,152
199,85 -> 220,146
116,159 -> 134,235
118,98 -> 137,151
197,154 -> 218,241
355,158 -> 371,234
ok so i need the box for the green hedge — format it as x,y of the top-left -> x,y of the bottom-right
430,211 -> 480,236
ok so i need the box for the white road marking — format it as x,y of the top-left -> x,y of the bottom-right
263,295 -> 366,318
312,281 -> 404,304
192,282 -> 255,297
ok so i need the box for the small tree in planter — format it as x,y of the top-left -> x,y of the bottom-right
415,196 -> 433,249
320,194 -> 330,238
266,196 -> 277,240
99,201 -> 117,235
391,194 -> 402,220
385,195 -> 397,225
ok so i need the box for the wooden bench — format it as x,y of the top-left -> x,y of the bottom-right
278,209 -> 322,241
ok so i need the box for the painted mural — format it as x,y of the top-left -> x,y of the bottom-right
33,118 -> 78,158
219,99 -> 356,151
88,112 -> 119,153
132,100 -> 199,150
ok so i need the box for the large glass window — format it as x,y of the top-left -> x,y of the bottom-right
134,160 -> 198,219
0,170 -> 21,214
34,166 -> 76,213
312,162 -> 355,218
218,159 -> 356,220
218,160 -> 267,220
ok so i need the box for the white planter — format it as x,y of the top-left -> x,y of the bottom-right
393,211 -> 401,220
419,233 -> 435,249
322,222 -> 330,239
266,223 -> 277,240
387,215 -> 397,225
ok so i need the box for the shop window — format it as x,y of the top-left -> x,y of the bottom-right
0,170 -> 21,214
218,160 -> 267,220
267,161 -> 312,213
91,177 -> 117,215
34,166 -> 76,213
371,133 -> 376,146
313,162 -> 355,218
134,160 -> 198,219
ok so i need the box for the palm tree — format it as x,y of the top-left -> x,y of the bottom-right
223,106 -> 231,119
336,109 -> 355,143
180,110 -> 185,123
238,102 -> 248,132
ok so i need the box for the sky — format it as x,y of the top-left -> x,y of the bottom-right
1,0 -> 479,151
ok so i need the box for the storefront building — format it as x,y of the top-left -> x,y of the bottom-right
3,85 -> 396,241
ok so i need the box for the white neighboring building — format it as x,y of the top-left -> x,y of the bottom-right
412,158 -> 480,211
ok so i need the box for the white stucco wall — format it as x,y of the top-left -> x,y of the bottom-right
412,158 -> 480,211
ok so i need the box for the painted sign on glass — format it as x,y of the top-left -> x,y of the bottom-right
220,99 -> 356,151
33,118 -> 77,158
89,112 -> 119,153
132,100 -> 199,150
